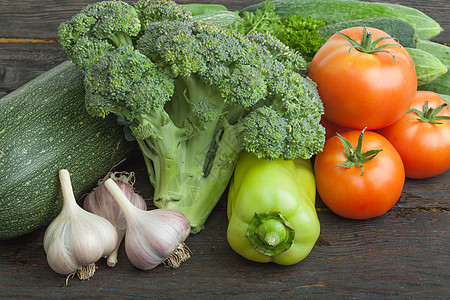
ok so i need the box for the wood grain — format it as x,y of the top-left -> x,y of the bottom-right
0,0 -> 449,298
0,209 -> 448,298
0,0 -> 448,41
0,43 -> 65,97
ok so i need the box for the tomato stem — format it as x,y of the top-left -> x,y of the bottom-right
407,101 -> 450,124
336,27 -> 400,62
335,128 -> 383,175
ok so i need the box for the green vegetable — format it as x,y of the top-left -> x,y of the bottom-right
59,0 -> 325,233
317,17 -> 418,48
227,152 -> 320,265
229,0 -> 282,36
406,47 -> 447,86
57,0 -> 191,70
191,10 -> 242,28
230,0 -> 328,62
438,94 -> 450,104
417,41 -> 450,94
182,3 -> 228,16
375,2 -> 442,40
242,0 -> 413,25
0,62 -> 135,240
241,0 -> 442,40
276,15 -> 327,62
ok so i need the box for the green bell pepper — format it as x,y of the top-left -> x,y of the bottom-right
227,152 -> 320,265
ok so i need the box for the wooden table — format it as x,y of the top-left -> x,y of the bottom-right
1,0 -> 449,298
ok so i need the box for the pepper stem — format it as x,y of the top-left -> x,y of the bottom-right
246,211 -> 295,256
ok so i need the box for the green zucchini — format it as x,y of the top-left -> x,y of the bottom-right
0,61 -> 136,240
375,2 -> 442,40
416,41 -> 450,94
191,10 -> 242,28
316,17 -> 418,48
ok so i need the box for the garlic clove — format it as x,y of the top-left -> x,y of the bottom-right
104,178 -> 191,270
125,209 -> 191,270
83,171 -> 147,267
43,170 -> 118,280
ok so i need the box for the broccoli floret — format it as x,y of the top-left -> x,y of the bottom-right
59,0 -> 325,234
84,45 -> 174,122
135,0 -> 191,29
243,106 -> 288,160
58,0 -> 141,70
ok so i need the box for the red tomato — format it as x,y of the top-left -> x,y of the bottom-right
314,129 -> 405,219
320,115 -> 351,140
308,27 -> 417,130
377,91 -> 450,179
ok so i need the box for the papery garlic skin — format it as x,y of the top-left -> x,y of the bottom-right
125,209 -> 191,270
83,172 -> 147,267
43,170 -> 118,276
104,179 -> 191,270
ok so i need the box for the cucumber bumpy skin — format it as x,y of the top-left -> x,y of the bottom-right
241,0 -> 442,40
407,47 -> 448,86
317,17 -> 418,48
375,2 -> 442,40
416,40 -> 450,95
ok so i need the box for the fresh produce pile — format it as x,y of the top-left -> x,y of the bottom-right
0,0 -> 448,281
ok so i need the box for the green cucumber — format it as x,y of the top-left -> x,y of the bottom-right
241,0 -> 415,27
406,47 -> 447,86
241,0 -> 442,40
416,41 -> 450,94
438,93 -> 450,105
375,2 -> 442,40
317,17 -> 418,48
183,3 -> 228,16
419,70 -> 450,95
0,61 -> 136,240
191,10 -> 242,28
415,40 -> 450,65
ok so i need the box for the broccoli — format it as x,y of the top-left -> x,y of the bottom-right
59,0 -> 325,234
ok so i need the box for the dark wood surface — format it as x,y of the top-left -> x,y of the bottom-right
0,0 -> 449,298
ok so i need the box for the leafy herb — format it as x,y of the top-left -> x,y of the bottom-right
229,0 -> 281,36
230,0 -> 328,62
277,15 -> 327,62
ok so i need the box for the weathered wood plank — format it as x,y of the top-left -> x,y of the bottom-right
0,209 -> 448,298
0,0 -> 448,42
0,1 -> 449,298
0,42 -> 66,97
0,0 -> 257,39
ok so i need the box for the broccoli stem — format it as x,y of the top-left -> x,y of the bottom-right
108,32 -> 134,48
150,120 -> 243,233
136,76 -> 244,233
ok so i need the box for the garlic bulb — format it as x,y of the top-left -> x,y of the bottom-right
104,178 -> 191,270
84,171 -> 147,267
43,170 -> 118,281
